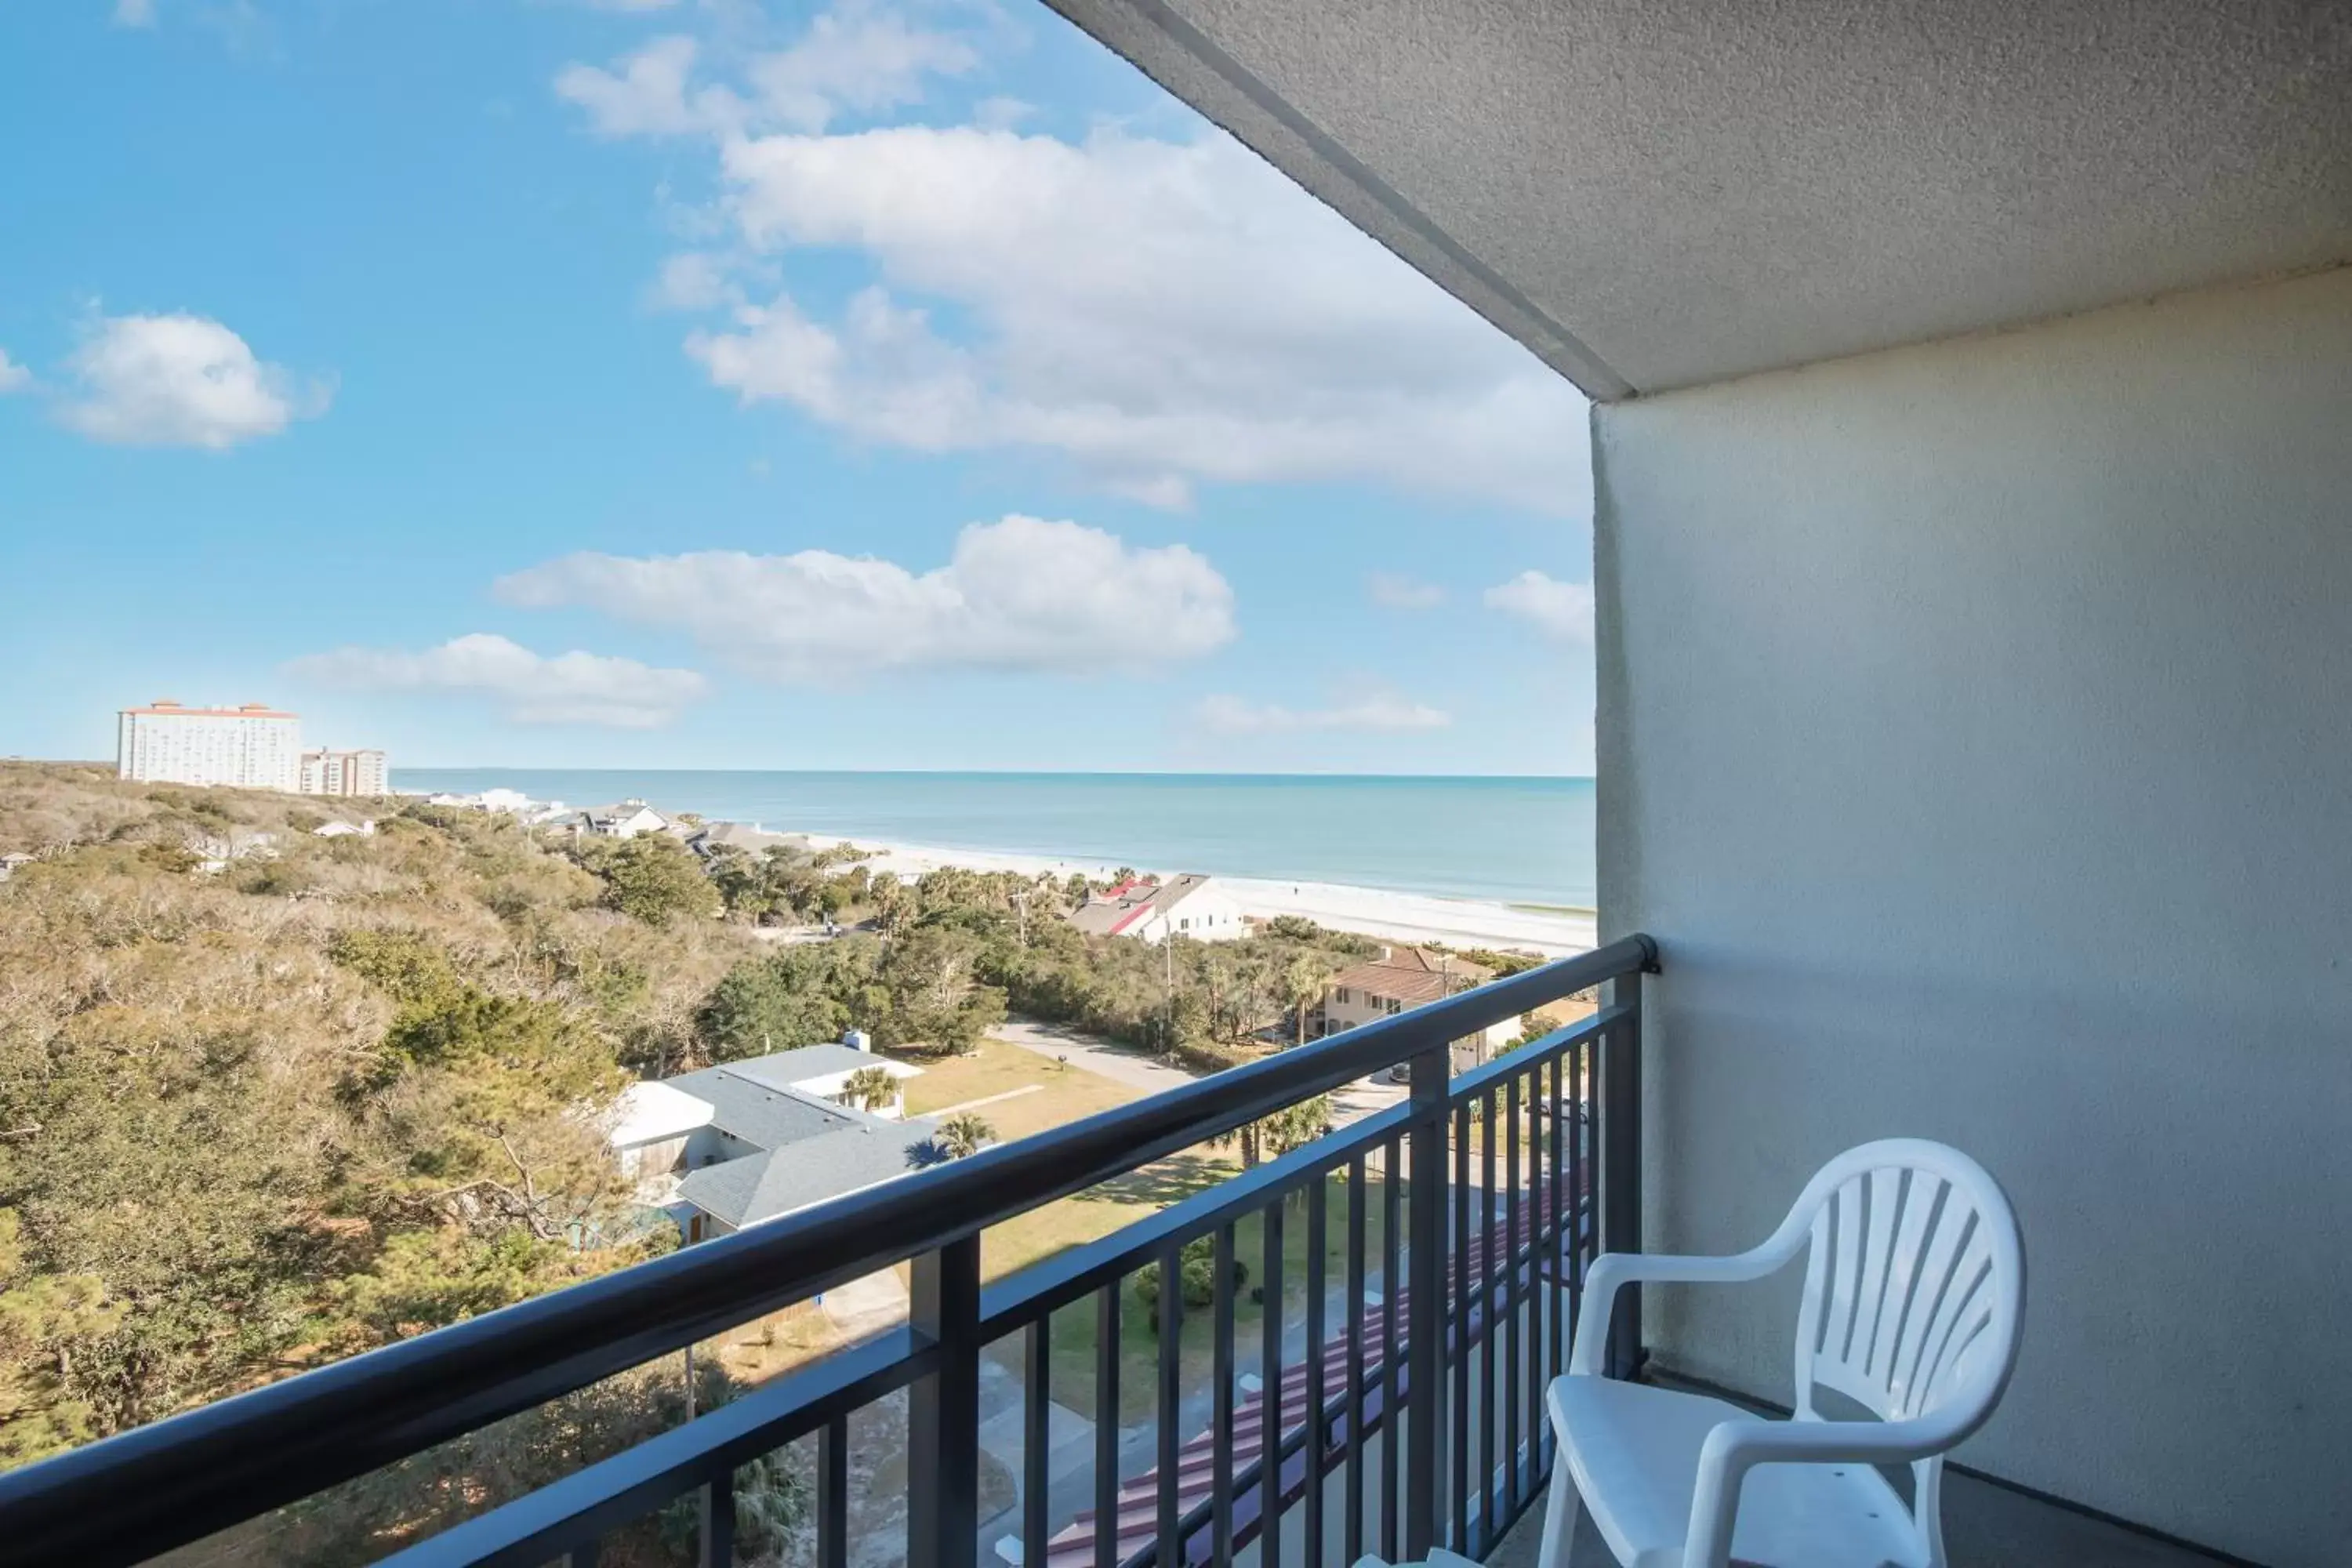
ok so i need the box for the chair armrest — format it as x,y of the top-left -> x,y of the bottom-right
1566,1245 -> 1798,1376
1679,1414 -> 1971,1568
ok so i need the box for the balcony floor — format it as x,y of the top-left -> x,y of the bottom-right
1486,1437 -> 2230,1568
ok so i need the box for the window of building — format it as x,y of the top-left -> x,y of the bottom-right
1334,987 -> 1352,1005
1386,998 -> 1403,1015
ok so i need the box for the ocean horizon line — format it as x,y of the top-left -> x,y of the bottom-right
392,766 -> 1597,783
394,767 -> 1599,908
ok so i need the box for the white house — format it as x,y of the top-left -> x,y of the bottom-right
608,1040 -> 933,1243
576,800 -> 670,839
1067,873 -> 1247,943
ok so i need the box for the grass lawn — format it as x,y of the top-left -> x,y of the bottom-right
892,1036 -> 1142,1142
998,1167 -> 1399,1425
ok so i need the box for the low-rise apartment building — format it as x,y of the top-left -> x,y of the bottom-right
298,748 -> 387,797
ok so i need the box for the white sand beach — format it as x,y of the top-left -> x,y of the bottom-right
845,837 -> 1598,956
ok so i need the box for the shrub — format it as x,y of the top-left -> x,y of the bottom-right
1134,1236 -> 1250,1325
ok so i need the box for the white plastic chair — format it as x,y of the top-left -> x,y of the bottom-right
1536,1138 -> 2024,1568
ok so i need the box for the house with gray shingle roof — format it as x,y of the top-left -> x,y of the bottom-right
609,1040 -> 935,1243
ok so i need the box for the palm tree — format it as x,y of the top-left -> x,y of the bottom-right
838,1064 -> 898,1115
935,1112 -> 996,1160
1279,954 -> 1334,1047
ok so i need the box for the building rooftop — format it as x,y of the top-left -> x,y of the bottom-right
662,1065 -> 858,1150
121,701 -> 299,718
608,1080 -> 720,1148
1068,873 -> 1214,936
676,1116 -> 946,1230
1330,946 -> 1493,1007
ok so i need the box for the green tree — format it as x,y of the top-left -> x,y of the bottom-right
1278,953 -> 1334,1047
934,1112 -> 996,1159
597,833 -> 720,926
880,927 -> 1006,1055
695,941 -> 881,1061
0,1212 -> 124,1465
838,1064 -> 899,1113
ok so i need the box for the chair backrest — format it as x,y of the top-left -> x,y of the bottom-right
1788,1139 -> 2024,1429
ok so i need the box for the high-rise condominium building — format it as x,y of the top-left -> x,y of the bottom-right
299,748 -> 389,797
117,701 -> 303,791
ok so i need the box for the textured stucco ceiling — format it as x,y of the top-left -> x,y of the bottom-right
1047,0 -> 2352,399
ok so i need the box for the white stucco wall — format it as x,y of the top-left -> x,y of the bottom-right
1594,266 -> 2352,1566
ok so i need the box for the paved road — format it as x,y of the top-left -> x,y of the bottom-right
991,1017 -> 1200,1093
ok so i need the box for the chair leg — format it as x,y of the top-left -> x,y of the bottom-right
1536,1449 -> 1584,1568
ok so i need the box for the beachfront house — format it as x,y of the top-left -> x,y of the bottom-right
684,820 -> 805,861
572,800 -> 670,839
27,10 -> 2350,1568
1318,946 -> 1518,1059
607,1042 -> 932,1243
1066,872 -> 1246,943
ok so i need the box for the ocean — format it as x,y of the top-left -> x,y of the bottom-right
393,771 -> 1598,909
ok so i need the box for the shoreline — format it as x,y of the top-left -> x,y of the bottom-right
844,836 -> 1599,956
404,780 -> 1599,956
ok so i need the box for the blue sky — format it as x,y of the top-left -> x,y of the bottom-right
0,0 -> 1596,775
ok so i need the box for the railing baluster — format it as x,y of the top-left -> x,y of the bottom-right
1025,1319 -> 1050,1568
1570,1035 -> 1587,1367
1602,971 -> 1645,1379
1505,1071 -> 1523,1512
1450,1102 -> 1470,1553
1551,1047 -> 1567,1396
1479,1087 -> 1497,1550
909,1235 -> 982,1568
820,1417 -> 849,1568
699,1468 -> 735,1568
1380,1134 -> 1401,1560
1262,1196 -> 1285,1568
1213,1224 -> 1236,1566
1156,1241 -> 1182,1567
1527,1058 -> 1550,1477
1304,1176 -> 1328,1568
1405,1045 -> 1446,1559
1345,1153 -> 1367,1564
1094,1288 -> 1120,1568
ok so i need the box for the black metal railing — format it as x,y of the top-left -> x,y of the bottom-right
0,934 -> 1658,1568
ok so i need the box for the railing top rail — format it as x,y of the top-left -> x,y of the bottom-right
0,933 -> 1655,1567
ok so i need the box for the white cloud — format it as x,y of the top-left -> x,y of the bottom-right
0,350 -> 30,394
287,633 -> 709,728
556,3 -> 982,140
745,2 -> 980,132
648,250 -> 742,311
555,36 -> 743,138
1194,691 -> 1452,735
494,514 -> 1235,682
1484,570 -> 1595,641
1367,572 -> 1445,610
59,312 -> 326,448
679,122 -> 1588,511
113,0 -> 156,27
